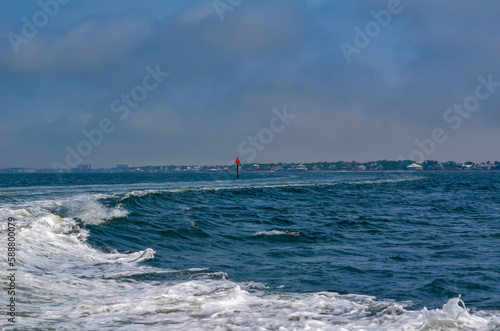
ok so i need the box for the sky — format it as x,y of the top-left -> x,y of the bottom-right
1,0 -> 499,168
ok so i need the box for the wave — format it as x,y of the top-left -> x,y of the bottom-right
0,193 -> 127,225
112,175 -> 426,210
0,195 -> 150,285
0,210 -> 152,267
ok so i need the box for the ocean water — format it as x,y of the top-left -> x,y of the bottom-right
1,171 -> 500,330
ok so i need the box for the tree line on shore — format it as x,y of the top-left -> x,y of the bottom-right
238,160 -> 500,171
2,160 -> 499,173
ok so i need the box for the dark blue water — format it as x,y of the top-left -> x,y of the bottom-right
2,171 -> 499,329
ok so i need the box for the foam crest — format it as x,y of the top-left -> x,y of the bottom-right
12,211 -> 154,270
0,192 -> 127,226
346,176 -> 425,186
47,195 -> 128,225
254,230 -> 301,236
122,189 -> 161,199
0,196 -> 151,277
113,176 -> 425,203
420,296 -> 493,330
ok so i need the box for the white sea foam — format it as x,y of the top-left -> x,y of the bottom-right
0,193 -> 128,226
345,176 -> 426,186
418,296 -> 495,330
123,189 -> 161,199
254,230 -> 301,236
7,271 -> 500,331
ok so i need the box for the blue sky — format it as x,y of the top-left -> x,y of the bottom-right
1,0 -> 499,168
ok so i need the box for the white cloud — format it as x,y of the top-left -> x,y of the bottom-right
4,15 -> 152,71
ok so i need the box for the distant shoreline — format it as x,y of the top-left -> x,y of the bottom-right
1,169 -> 500,174
1,159 -> 498,173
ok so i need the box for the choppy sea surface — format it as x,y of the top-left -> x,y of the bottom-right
1,171 -> 500,330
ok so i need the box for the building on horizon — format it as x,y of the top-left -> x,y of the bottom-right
407,163 -> 423,170
77,164 -> 92,171
296,164 -> 308,171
